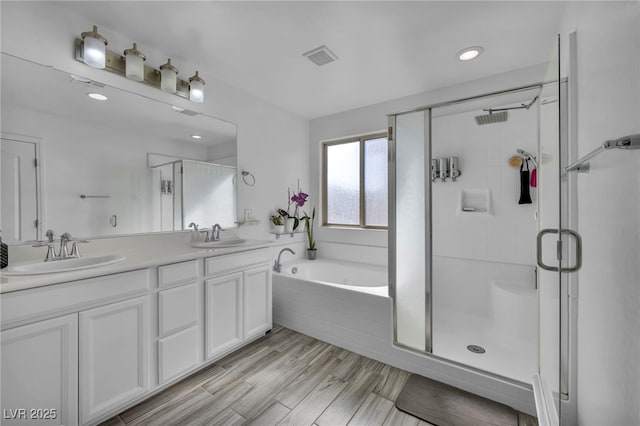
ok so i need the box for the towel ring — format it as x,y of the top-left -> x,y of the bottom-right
241,171 -> 256,186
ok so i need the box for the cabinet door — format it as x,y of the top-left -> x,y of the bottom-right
79,296 -> 150,424
243,265 -> 272,340
1,314 -> 78,426
205,273 -> 242,359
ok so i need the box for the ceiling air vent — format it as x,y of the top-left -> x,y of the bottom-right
302,45 -> 339,67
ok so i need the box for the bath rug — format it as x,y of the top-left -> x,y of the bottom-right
395,374 -> 519,426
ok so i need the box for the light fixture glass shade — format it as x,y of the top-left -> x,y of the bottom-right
81,25 -> 108,69
159,58 -> 178,94
124,43 -> 145,81
189,71 -> 205,103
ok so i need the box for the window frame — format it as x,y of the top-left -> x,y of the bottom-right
321,132 -> 389,229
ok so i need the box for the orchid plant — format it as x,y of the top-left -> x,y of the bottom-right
277,183 -> 308,230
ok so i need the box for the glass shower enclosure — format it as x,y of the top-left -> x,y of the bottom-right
387,36 -> 573,425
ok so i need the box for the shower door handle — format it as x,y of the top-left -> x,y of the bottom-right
537,228 -> 582,272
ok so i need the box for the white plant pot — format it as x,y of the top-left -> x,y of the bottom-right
284,218 -> 296,234
273,224 -> 285,234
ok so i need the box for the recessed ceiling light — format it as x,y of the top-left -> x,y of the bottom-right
191,135 -> 202,140
87,92 -> 108,101
458,46 -> 484,61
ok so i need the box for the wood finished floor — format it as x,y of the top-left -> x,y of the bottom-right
101,325 -> 537,426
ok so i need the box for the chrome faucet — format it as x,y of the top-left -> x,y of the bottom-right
33,230 -> 88,262
273,248 -> 295,273
211,224 -> 223,241
58,233 -> 72,258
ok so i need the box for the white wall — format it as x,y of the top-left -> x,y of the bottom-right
309,63 -> 546,260
559,2 -> 640,425
0,2 -> 310,242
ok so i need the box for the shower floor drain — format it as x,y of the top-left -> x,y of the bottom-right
467,345 -> 486,354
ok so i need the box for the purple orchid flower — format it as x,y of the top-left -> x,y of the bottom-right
291,192 -> 308,208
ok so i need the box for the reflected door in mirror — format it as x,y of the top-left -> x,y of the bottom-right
1,138 -> 39,242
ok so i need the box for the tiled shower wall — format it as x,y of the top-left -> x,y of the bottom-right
431,101 -> 538,327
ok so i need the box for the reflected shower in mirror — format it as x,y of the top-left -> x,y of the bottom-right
150,159 -> 236,231
0,53 -> 237,244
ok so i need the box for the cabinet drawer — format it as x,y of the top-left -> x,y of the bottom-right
205,249 -> 270,277
158,260 -> 199,288
158,283 -> 199,336
158,326 -> 200,384
1,269 -> 149,330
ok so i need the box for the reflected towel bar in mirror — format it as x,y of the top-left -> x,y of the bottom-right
80,194 -> 111,199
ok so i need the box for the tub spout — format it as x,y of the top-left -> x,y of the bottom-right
274,248 -> 295,273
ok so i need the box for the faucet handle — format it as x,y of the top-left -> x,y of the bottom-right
33,242 -> 56,262
32,242 -> 54,248
70,240 -> 89,258
45,229 -> 55,243
60,232 -> 72,241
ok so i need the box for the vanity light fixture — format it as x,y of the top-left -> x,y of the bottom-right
188,71 -> 205,103
159,58 -> 178,94
87,92 -> 108,101
81,25 -> 108,69
75,26 -> 204,103
123,43 -> 145,81
457,46 -> 484,61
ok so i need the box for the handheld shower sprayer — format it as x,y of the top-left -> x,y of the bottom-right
516,149 -> 537,168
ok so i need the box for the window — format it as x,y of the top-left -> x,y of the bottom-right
322,133 -> 388,228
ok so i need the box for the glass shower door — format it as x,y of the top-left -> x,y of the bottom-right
535,34 -> 574,426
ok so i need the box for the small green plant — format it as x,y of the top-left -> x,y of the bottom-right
303,207 -> 316,250
271,214 -> 284,226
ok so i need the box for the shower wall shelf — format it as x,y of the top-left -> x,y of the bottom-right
564,134 -> 640,173
458,189 -> 491,215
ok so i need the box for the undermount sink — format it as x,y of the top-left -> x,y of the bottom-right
2,255 -> 127,276
191,239 -> 248,249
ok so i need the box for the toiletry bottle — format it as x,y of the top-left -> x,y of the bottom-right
1,232 -> 8,269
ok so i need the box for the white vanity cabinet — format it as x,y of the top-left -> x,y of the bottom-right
205,272 -> 243,359
1,243 -> 272,426
79,296 -> 150,424
0,314 -> 78,426
204,249 -> 272,360
156,260 -> 203,385
243,265 -> 272,340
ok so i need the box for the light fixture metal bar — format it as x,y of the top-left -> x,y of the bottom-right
74,38 -> 190,99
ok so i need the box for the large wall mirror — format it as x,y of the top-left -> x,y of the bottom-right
1,53 -> 237,244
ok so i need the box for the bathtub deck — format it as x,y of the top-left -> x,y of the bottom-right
100,325 -> 537,426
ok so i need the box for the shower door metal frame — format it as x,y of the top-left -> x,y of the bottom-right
387,80 -> 549,360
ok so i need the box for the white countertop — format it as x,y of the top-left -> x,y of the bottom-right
0,232 -> 272,294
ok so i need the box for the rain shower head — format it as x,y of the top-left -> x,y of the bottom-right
475,110 -> 508,125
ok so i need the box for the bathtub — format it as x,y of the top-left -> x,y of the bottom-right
272,257 -> 537,415
275,259 -> 388,297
